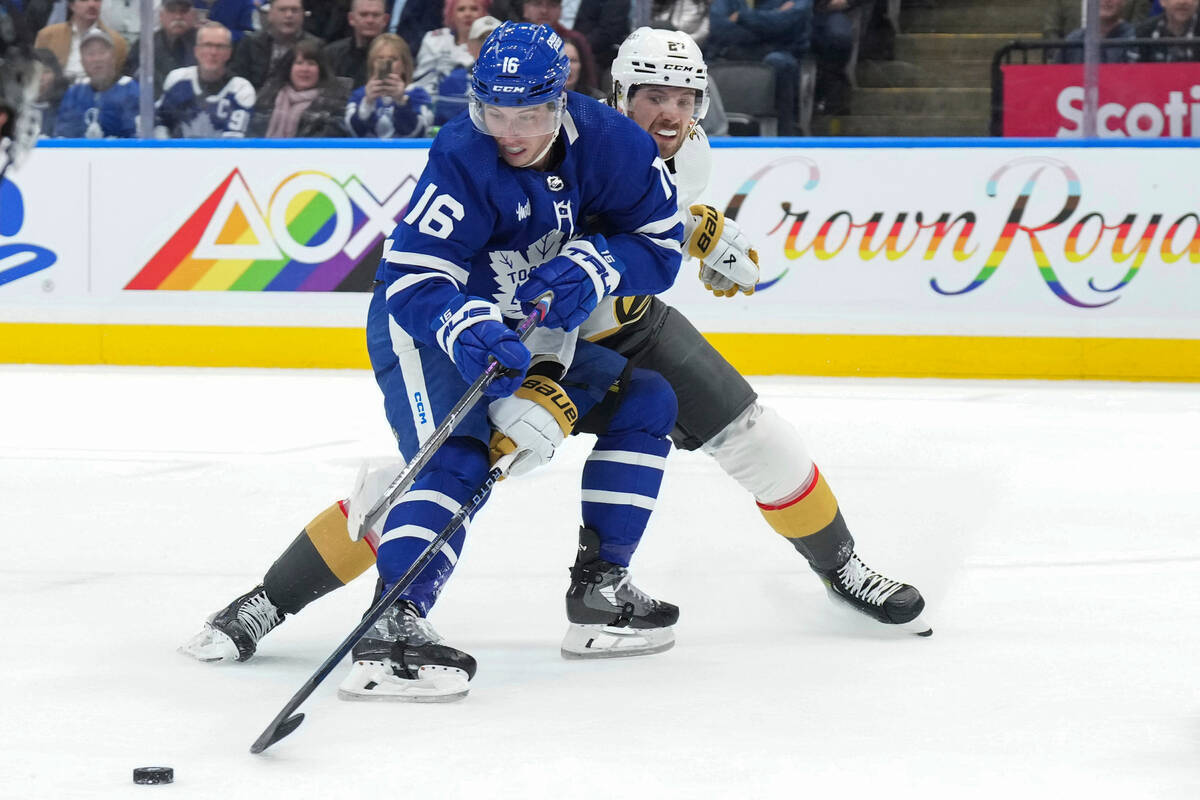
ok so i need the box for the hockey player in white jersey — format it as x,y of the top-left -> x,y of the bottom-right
180,27 -> 928,673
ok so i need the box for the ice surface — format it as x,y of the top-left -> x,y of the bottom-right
1,366 -> 1197,799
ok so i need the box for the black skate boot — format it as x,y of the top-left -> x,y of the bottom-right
561,527 -> 679,659
178,584 -> 284,663
338,589 -> 476,702
814,551 -> 932,636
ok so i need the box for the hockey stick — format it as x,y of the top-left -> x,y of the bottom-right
250,450 -> 518,755
352,295 -> 552,541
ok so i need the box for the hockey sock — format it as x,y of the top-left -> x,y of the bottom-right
757,464 -> 855,571
262,502 -> 378,616
375,438 -> 489,616
580,368 -> 675,567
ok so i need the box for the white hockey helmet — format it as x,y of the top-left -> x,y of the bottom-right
610,27 -> 710,124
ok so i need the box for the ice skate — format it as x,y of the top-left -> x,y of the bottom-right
337,597 -> 476,702
561,528 -> 678,659
814,551 -> 932,636
178,584 -> 285,663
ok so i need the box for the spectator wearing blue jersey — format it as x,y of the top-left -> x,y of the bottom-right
198,0 -> 258,41
345,32 -> 432,136
156,21 -> 256,136
249,38 -> 350,136
54,28 -> 139,137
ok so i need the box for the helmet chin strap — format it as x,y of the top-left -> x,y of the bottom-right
523,128 -> 560,170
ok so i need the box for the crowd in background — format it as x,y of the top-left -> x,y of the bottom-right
20,0 -> 899,139
1044,0 -> 1200,64
26,0 -> 1199,141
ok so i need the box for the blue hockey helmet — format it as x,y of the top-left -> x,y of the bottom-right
469,22 -> 568,137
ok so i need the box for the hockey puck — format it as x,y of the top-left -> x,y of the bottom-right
133,767 -> 173,785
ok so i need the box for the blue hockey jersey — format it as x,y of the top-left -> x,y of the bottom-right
54,76 -> 140,138
155,67 -> 255,138
377,91 -> 684,348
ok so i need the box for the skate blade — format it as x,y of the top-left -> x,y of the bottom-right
560,623 -> 675,660
824,587 -> 933,637
178,625 -> 240,663
336,660 -> 470,703
898,614 -> 933,637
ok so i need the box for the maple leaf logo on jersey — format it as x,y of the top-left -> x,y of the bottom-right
488,228 -> 565,314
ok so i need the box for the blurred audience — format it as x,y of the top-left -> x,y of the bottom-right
563,36 -> 602,98
649,0 -> 710,47
1059,0 -> 1135,62
55,28 -> 139,137
32,48 -> 69,137
199,0 -> 258,41
156,21 -> 256,136
706,0 -> 811,135
424,13 -> 499,124
345,32 -> 433,136
230,0 -> 322,88
412,0 -> 488,99
392,0 -> 445,56
1044,0 -> 1150,39
1130,0 -> 1200,61
250,38 -> 350,135
324,0 -> 388,85
35,0 -> 129,82
573,0 -> 630,73
126,0 -> 199,94
521,0 -> 596,91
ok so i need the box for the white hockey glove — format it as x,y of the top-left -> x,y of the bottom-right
687,204 -> 759,298
487,375 -> 578,478
344,462 -> 398,542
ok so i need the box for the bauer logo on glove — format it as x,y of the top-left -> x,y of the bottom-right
487,375 -> 578,477
687,204 -> 759,298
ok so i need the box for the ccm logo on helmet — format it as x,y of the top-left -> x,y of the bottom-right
492,85 -> 527,93
662,64 -> 694,71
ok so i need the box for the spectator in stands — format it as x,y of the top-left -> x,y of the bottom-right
574,0 -> 630,73
324,0 -> 388,85
392,0 -> 445,57
521,0 -> 597,91
305,0 -> 351,41
35,0 -> 129,82
1044,0 -> 1150,39
249,39 -> 350,135
650,0 -> 711,47
101,0 -> 146,48
32,48 -> 69,137
345,31 -> 433,136
230,0 -> 323,88
706,0 -> 811,135
200,0 -> 258,41
812,0 -> 863,115
126,0 -> 200,95
564,36 -> 603,97
156,21 -> 256,136
54,28 -> 139,137
1130,0 -> 1200,60
423,13 -> 499,124
1059,0 -> 1135,63
412,0 -> 488,100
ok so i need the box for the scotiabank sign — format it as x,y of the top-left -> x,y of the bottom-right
1002,62 -> 1200,137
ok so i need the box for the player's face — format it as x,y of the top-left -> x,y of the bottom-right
290,54 -> 320,90
80,41 -> 115,84
626,84 -> 697,160
350,0 -> 387,40
482,103 -> 558,168
195,29 -> 233,73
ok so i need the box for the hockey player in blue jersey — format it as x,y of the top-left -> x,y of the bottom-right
334,21 -> 686,701
155,22 -> 255,138
54,29 -> 139,138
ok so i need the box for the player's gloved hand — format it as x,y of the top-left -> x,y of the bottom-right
487,375 -> 577,477
687,204 -> 759,298
433,296 -> 531,397
515,237 -> 621,331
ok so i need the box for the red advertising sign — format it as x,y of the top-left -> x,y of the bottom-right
1002,62 -> 1200,137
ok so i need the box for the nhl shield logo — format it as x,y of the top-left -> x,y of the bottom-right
546,175 -> 564,191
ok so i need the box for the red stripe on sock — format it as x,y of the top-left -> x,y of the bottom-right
756,465 -> 821,511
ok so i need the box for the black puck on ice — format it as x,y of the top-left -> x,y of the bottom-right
133,767 -> 174,785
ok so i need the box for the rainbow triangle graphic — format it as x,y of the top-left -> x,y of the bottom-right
126,169 -> 411,292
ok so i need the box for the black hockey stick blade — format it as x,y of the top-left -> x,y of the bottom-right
250,712 -> 305,754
